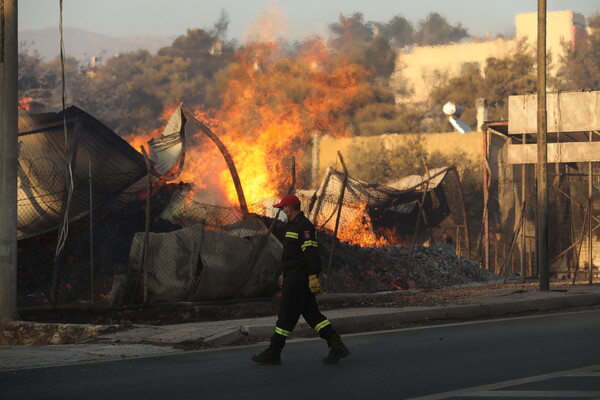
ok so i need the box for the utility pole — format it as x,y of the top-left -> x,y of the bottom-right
537,0 -> 549,291
0,0 -> 18,321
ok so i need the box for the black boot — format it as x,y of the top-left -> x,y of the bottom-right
251,338 -> 285,365
323,333 -> 350,364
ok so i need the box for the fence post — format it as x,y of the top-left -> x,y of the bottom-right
589,157 -> 593,284
88,155 -> 94,304
521,134 -> 527,282
0,0 -> 18,321
328,152 -> 348,271
405,168 -> 431,285
141,147 -> 151,304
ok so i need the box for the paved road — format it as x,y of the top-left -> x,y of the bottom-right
2,310 -> 600,399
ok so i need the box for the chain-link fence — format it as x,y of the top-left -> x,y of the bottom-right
17,181 -> 285,308
306,166 -> 471,258
17,164 -> 475,308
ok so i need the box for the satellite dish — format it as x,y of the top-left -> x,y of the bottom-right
443,102 -> 473,134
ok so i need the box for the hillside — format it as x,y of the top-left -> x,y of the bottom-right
20,27 -> 174,61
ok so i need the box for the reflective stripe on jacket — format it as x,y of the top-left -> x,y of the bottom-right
281,212 -> 321,284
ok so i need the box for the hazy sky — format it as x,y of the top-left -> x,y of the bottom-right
19,0 -> 600,41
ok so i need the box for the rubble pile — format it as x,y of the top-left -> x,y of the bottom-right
319,237 -> 498,293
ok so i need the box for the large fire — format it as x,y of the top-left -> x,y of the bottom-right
127,38 -> 370,211
125,20 -> 383,245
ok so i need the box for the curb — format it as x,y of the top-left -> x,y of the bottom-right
238,293 -> 600,342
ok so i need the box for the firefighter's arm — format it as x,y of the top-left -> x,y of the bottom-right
302,228 -> 322,293
301,228 -> 321,276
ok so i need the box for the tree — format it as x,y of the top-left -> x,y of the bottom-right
482,44 -> 536,120
346,135 -> 428,183
372,15 -> 414,48
328,12 -> 373,47
555,14 -> 600,91
429,43 -> 536,130
18,45 -> 56,108
327,12 -> 393,82
414,12 -> 469,46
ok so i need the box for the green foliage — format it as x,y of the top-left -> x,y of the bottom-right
429,63 -> 484,129
328,12 -> 374,46
328,12 -> 396,83
429,43 -> 536,130
414,12 -> 469,46
346,135 -> 427,183
18,18 -> 235,135
372,15 -> 414,48
555,14 -> 600,91
352,103 -> 423,136
18,45 -> 57,105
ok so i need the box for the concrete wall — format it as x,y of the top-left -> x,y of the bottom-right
314,131 -> 483,184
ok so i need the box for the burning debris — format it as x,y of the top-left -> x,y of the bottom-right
319,237 -> 497,293
16,42 -> 485,307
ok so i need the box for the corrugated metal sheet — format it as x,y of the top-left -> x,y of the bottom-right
18,106 -> 149,240
385,167 -> 448,191
148,104 -> 186,180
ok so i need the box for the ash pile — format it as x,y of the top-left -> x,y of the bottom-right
263,218 -> 498,293
318,235 -> 498,293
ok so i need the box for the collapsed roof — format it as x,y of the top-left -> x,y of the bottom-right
17,105 -> 186,240
307,166 -> 460,242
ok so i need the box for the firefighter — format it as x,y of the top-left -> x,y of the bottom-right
251,194 -> 350,365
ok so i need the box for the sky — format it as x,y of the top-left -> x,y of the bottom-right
19,0 -> 600,42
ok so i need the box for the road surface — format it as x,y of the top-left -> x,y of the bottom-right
2,309 -> 600,399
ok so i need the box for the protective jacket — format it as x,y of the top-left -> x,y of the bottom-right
282,211 -> 321,285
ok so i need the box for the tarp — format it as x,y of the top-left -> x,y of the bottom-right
309,167 -> 454,238
17,106 -> 149,240
18,105 -> 189,240
148,104 -> 186,180
129,217 -> 282,302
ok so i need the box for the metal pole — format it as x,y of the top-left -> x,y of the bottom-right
0,0 -> 17,318
589,146 -> 593,284
89,155 -> 94,303
0,0 -> 18,322
328,152 -> 348,271
141,147 -> 151,304
521,134 -> 527,281
483,128 -> 490,270
537,0 -> 550,291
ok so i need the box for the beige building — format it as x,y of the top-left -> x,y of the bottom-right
393,10 -> 587,103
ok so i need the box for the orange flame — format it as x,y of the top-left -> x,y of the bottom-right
126,35 -> 372,218
18,96 -> 32,111
123,103 -> 181,154
335,203 -> 390,247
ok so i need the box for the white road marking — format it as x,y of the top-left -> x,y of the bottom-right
408,364 -> 600,399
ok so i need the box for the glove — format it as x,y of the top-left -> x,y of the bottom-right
278,274 -> 284,289
308,274 -> 322,294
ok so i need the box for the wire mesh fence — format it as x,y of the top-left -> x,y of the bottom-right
17,181 -> 283,308
306,166 -> 471,259
17,163 -> 477,308
484,162 -> 600,281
